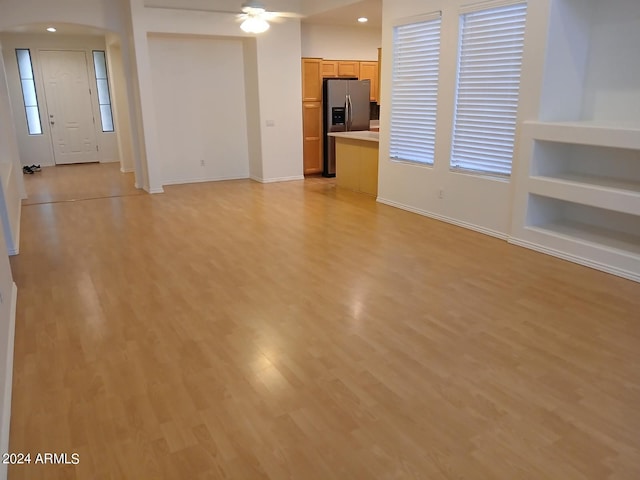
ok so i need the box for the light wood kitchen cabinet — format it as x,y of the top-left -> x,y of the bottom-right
377,48 -> 382,105
322,60 -> 361,78
302,102 -> 323,174
321,60 -> 339,77
302,58 -> 322,102
337,61 -> 360,78
359,61 -> 379,102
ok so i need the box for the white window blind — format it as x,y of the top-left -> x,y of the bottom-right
451,2 -> 527,176
389,14 -> 442,165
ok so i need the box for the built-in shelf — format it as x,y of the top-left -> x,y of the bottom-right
523,121 -> 640,150
527,139 -> 640,216
528,175 -> 640,216
526,195 -> 640,256
527,221 -> 640,257
510,0 -> 640,281
533,173 -> 640,193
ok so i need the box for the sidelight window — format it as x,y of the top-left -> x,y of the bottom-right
92,51 -> 114,132
389,13 -> 442,165
451,1 -> 528,176
15,49 -> 42,135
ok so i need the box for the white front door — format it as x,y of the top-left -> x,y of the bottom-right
40,50 -> 98,165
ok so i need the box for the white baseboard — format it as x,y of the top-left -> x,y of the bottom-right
0,282 -> 18,480
508,237 -> 640,283
376,197 -> 508,240
143,184 -> 164,194
250,175 -> 305,184
162,175 -> 249,186
120,167 -> 135,173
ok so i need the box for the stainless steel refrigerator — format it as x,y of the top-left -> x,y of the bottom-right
323,78 -> 371,177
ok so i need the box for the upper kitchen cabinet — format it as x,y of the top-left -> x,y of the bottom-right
322,60 -> 361,78
337,60 -> 360,78
302,58 -> 322,102
322,60 -> 339,77
359,61 -> 379,102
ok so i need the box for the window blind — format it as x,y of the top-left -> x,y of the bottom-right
451,3 -> 527,176
389,14 -> 442,165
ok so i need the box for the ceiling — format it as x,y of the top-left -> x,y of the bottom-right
0,22 -> 106,36
302,0 -> 382,28
0,0 -> 383,35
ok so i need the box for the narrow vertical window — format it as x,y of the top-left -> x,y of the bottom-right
15,49 -> 42,135
451,2 -> 527,175
389,13 -> 442,165
92,51 -> 114,132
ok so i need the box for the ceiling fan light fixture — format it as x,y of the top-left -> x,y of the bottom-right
240,16 -> 270,33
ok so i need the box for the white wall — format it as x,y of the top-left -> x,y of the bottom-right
0,218 -> 16,480
377,0 -> 545,238
301,23 -> 380,60
254,19 -> 304,182
0,48 -> 18,480
0,33 -> 120,166
243,38 -> 264,181
148,34 -> 250,184
582,0 -> 640,123
106,40 -> 135,173
134,4 -> 304,189
0,42 -> 25,255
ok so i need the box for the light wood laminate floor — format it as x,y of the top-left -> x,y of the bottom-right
9,164 -> 640,479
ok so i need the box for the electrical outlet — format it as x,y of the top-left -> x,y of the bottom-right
200,159 -> 205,167
438,189 -> 444,199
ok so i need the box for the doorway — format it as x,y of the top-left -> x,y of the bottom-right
39,50 -> 98,165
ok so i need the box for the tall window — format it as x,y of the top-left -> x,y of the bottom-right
451,2 -> 527,176
92,51 -> 114,132
15,49 -> 42,135
389,13 -> 442,165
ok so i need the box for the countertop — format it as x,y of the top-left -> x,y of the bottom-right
328,130 -> 380,143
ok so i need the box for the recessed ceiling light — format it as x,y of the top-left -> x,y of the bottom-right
358,17 -> 368,23
46,27 -> 57,32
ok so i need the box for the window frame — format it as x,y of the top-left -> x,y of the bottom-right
388,11 -> 443,167
92,50 -> 115,133
15,49 -> 43,136
450,0 -> 528,177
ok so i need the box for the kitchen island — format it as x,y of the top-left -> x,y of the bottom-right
327,131 -> 379,196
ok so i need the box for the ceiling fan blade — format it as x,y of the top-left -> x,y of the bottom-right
269,11 -> 305,19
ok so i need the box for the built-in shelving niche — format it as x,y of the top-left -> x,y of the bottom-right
540,0 -> 640,125
528,140 -> 640,215
526,194 -> 640,258
510,0 -> 640,281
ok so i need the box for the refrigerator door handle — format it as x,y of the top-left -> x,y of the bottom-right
344,94 -> 349,131
346,94 -> 353,131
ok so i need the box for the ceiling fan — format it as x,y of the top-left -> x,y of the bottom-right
237,1 -> 302,33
